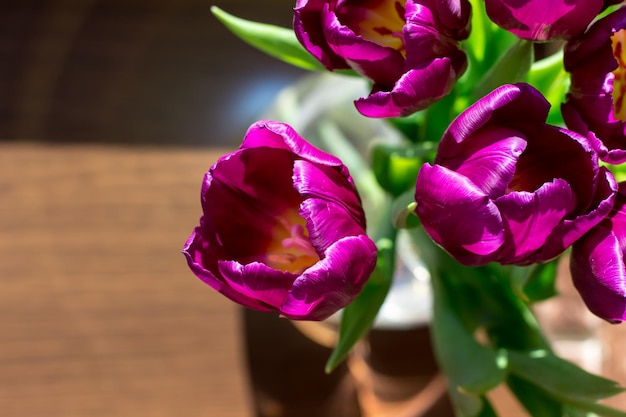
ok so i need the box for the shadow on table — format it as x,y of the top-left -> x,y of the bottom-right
242,308 -> 455,417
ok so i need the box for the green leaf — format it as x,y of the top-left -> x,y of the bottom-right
410,228 -> 549,351
507,346 -> 626,417
430,267 -> 507,416
476,397 -> 499,417
507,374 -> 563,417
511,259 -> 559,303
565,402 -> 626,417
525,50 -> 569,126
421,88 -> 458,142
471,39 -> 534,102
508,350 -> 625,403
564,404 -> 598,417
387,111 -> 426,142
391,189 -> 420,229
371,144 -> 424,197
325,237 -> 394,373
211,6 -> 327,72
460,0 -> 518,90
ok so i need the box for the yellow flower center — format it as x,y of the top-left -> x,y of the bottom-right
343,0 -> 407,54
265,209 -> 320,274
611,29 -> 626,121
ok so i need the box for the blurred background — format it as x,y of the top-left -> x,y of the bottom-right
0,1 -> 310,416
0,0 -> 305,147
2,1 -> 626,417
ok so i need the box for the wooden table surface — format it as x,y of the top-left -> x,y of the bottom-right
0,143 -> 251,417
2,142 -> 626,417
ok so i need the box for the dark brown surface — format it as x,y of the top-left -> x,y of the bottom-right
0,0 -> 305,146
0,143 -> 251,416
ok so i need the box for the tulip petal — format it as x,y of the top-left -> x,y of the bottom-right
542,167 -> 618,261
217,260 -> 297,309
571,226 -> 626,322
562,95 -> 626,164
415,164 -> 504,266
563,7 -> 626,164
183,231 -> 274,312
293,159 -> 365,226
494,179 -> 576,264
300,197 -> 368,254
202,147 -> 302,263
439,84 -> 550,158
242,120 -> 348,168
294,0 -> 351,70
442,126 -> 527,199
355,58 -> 455,118
321,4 -> 405,86
485,0 -> 602,41
281,235 -> 377,320
508,124 -> 598,213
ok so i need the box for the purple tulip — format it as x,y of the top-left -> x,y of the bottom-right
293,0 -> 471,118
484,0 -> 603,42
415,83 -> 617,266
571,183 -> 626,323
183,121 -> 377,320
562,6 -> 626,164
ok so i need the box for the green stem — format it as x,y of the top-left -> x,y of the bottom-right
471,39 -> 534,102
421,88 -> 457,143
564,399 -> 626,417
325,197 -> 397,373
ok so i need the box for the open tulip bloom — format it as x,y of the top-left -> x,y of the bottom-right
484,0 -> 604,42
563,6 -> 626,164
183,121 -> 377,321
191,1 -> 626,415
415,83 -> 617,266
293,0 -> 471,117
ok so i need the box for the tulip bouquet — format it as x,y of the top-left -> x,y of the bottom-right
184,0 -> 626,415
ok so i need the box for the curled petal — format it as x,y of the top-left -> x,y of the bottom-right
201,147 -> 301,263
485,0 -> 602,41
217,261 -> 297,309
494,179 -> 576,264
415,164 -> 504,266
355,58 -> 455,118
570,181 -> 626,322
294,0 -> 350,70
281,235 -> 378,320
562,95 -> 626,164
563,7 -> 626,73
571,226 -> 626,323
293,159 -> 365,226
321,4 -> 405,85
183,231 -> 273,312
300,198 -> 368,254
442,126 -> 527,199
241,120 -> 346,168
407,0 -> 471,39
563,7 -> 626,163
438,84 -> 550,159
543,167 -> 618,260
